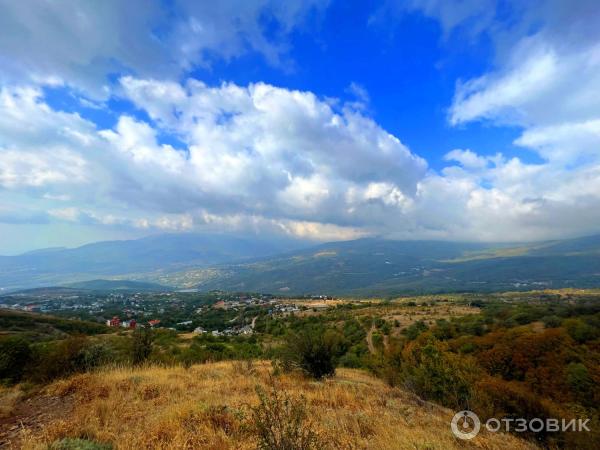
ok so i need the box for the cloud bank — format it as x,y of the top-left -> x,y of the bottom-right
1,0 -> 600,253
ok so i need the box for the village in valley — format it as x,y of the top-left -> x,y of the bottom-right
0,288 -> 336,336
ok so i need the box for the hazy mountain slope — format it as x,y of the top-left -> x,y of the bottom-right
3,234 -> 600,294
0,233 -> 307,291
182,238 -> 492,293
156,236 -> 600,295
525,234 -> 600,256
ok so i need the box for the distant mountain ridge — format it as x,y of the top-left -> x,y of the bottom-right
2,233 -> 600,294
153,235 -> 600,295
0,233 -> 307,291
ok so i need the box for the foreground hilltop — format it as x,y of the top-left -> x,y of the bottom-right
2,361 -> 536,450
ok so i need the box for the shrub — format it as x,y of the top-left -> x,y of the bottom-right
541,315 -> 562,328
380,322 -> 392,335
279,327 -> 342,379
372,332 -> 383,349
131,326 -> 154,365
81,342 -> 114,371
432,319 -> 454,340
401,338 -> 477,409
473,376 -> 567,446
338,352 -> 362,369
566,362 -> 594,406
403,320 -> 428,340
342,319 -> 366,343
378,342 -> 404,387
563,318 -> 596,343
512,311 -> 535,325
461,316 -> 485,336
32,336 -> 90,382
0,336 -> 32,384
250,384 -> 320,450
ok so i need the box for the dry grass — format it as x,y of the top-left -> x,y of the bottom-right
353,303 -> 480,338
15,361 -> 538,450
0,387 -> 23,419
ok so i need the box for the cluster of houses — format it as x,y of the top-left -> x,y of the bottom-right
105,317 -> 163,329
3,301 -> 97,313
3,303 -> 41,312
210,295 -> 278,311
272,304 -> 300,315
106,316 -> 137,328
193,324 -> 254,336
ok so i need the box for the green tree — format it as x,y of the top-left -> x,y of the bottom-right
563,318 -> 595,343
566,363 -> 594,406
403,320 -> 428,340
402,338 -> 477,409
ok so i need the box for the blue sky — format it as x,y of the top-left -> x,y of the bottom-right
42,1 -> 522,169
1,0 -> 600,254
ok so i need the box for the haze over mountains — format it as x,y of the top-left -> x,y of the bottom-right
2,233 -> 600,295
0,233 -> 305,292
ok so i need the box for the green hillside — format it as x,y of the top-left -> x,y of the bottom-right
153,236 -> 600,295
66,279 -> 170,292
4,234 -> 600,296
0,309 -> 109,340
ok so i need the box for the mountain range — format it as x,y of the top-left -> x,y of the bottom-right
2,233 -> 600,295
0,233 -> 304,292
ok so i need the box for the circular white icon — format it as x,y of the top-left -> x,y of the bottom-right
451,410 -> 481,440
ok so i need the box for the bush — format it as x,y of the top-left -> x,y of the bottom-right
473,376 -> 567,446
403,321 -> 428,340
81,342 -> 114,371
279,327 -> 342,379
131,327 -> 154,365
380,322 -> 392,335
541,315 -> 562,328
371,332 -> 383,349
512,311 -> 535,325
432,319 -> 454,340
563,318 -> 596,343
32,336 -> 91,382
338,352 -> 362,369
378,342 -> 404,387
566,362 -> 594,406
250,384 -> 320,450
0,336 -> 32,384
401,338 -> 477,409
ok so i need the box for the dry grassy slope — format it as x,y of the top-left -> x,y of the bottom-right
14,361 -> 537,450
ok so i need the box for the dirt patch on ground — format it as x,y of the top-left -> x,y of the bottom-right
0,393 -> 73,448
366,324 -> 376,354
